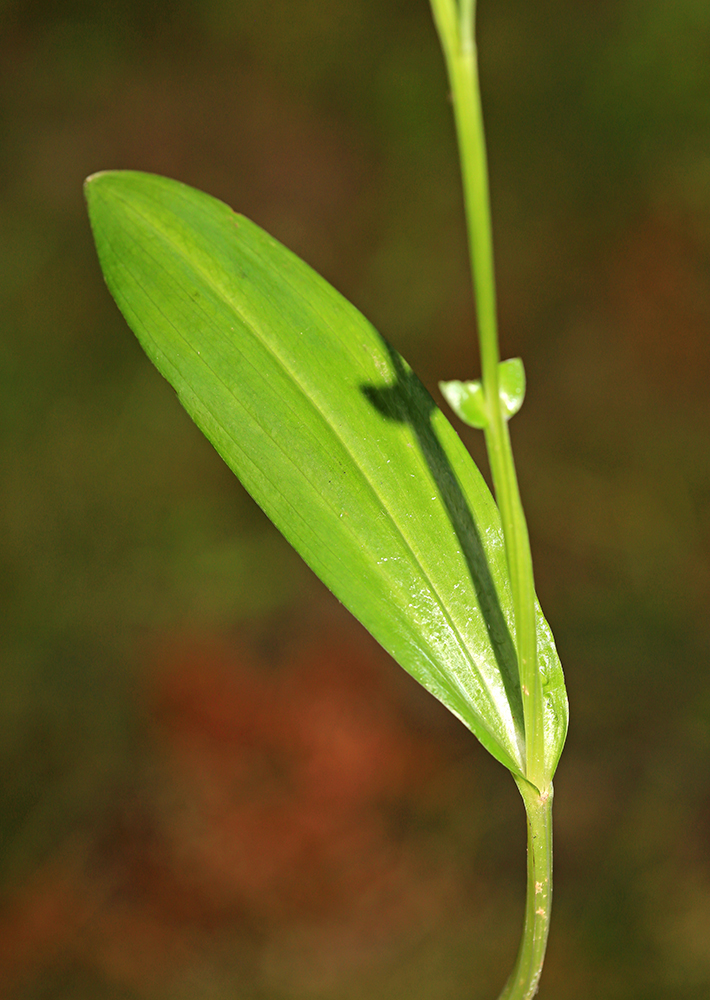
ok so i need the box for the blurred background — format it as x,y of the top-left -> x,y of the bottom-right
1,0 -> 709,997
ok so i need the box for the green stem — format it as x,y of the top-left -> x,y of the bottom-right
428,0 -> 544,790
428,2 -> 554,997
498,780 -> 554,1000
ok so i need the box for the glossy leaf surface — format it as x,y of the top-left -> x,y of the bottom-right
85,171 -> 567,782
498,358 -> 526,419
440,358 -> 526,429
440,377 -> 488,429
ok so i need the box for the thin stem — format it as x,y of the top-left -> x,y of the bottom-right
428,2 -> 554,997
428,0 -> 544,791
498,780 -> 554,1000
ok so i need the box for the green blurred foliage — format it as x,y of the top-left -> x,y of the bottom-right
0,0 -> 709,998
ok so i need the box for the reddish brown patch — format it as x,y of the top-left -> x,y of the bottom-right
0,618 -> 456,995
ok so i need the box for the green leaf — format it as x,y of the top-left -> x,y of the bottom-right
498,357 -> 526,420
440,377 -> 488,428
440,357 -> 526,430
85,171 -> 567,782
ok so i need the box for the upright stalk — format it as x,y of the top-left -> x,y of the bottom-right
499,780 -> 553,1000
429,0 -> 543,791
429,1 -> 553,996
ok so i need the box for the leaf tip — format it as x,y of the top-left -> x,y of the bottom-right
84,170 -> 125,217
84,169 -> 121,192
